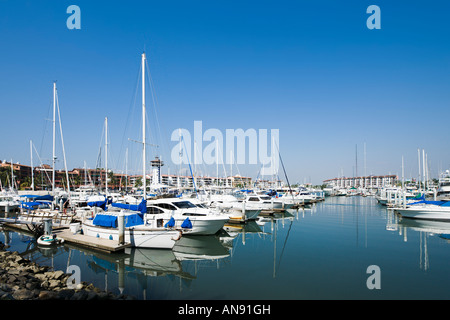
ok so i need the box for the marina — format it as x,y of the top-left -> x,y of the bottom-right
2,194 -> 450,300
1,1 -> 450,305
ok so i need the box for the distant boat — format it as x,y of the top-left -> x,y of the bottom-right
0,193 -> 20,212
436,170 -> 450,201
216,193 -> 281,220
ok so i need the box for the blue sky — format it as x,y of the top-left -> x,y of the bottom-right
1,0 -> 450,185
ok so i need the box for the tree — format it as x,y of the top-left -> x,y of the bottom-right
135,177 -> 142,188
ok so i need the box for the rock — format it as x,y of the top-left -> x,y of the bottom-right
26,282 -> 38,291
7,275 -> 17,283
38,290 -> 59,300
0,292 -> 14,300
86,291 -> 98,300
52,270 -> 65,280
35,273 -> 46,281
96,292 -> 109,300
57,289 -> 75,300
0,248 -> 135,300
71,290 -> 87,300
12,288 -> 35,300
41,280 -> 49,289
8,269 -> 20,275
48,280 -> 60,289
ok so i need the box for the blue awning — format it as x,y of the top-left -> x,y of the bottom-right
111,198 -> 147,213
92,213 -> 144,228
20,194 -> 54,201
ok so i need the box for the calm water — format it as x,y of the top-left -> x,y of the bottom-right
2,196 -> 450,300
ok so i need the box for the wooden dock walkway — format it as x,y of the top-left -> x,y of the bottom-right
53,229 -> 131,253
1,222 -> 131,253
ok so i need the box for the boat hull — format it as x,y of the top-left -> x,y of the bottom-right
395,206 -> 450,221
82,221 -> 181,249
161,216 -> 229,235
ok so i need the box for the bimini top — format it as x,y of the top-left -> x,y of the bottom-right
20,194 -> 54,201
111,199 -> 147,214
410,200 -> 450,207
92,212 -> 144,228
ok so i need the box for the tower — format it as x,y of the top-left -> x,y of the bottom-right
150,156 -> 164,186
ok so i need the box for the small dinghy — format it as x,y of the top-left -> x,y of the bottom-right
37,234 -> 64,246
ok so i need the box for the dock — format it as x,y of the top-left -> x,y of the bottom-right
1,222 -> 131,253
53,229 -> 131,253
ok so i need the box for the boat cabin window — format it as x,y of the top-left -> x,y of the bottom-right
147,206 -> 164,214
248,197 -> 259,201
173,201 -> 197,209
260,196 -> 271,200
154,203 -> 177,210
183,212 -> 206,216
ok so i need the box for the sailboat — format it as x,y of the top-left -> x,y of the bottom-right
81,52 -> 182,249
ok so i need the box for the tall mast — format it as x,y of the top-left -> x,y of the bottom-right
125,148 -> 128,193
52,82 -> 56,193
105,116 -> 108,194
30,140 -> 34,191
418,148 -> 421,191
423,149 -> 426,192
142,52 -> 146,200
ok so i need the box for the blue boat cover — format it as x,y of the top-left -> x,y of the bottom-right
20,201 -> 50,209
93,213 -> 144,228
20,194 -> 54,201
111,199 -> 147,213
87,200 -> 107,210
181,217 -> 192,229
410,200 -> 450,206
93,214 -> 117,227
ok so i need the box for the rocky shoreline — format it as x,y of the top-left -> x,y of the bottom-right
0,244 -> 135,300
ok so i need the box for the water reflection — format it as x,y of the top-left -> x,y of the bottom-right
5,197 -> 450,299
387,211 -> 450,271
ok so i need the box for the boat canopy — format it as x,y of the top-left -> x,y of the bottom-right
20,201 -> 50,209
92,212 -> 144,228
87,200 -> 107,210
410,200 -> 450,207
20,194 -> 54,201
111,199 -> 147,213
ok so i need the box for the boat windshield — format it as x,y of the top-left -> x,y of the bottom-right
173,201 -> 197,209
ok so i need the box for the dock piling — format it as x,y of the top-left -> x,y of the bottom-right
118,211 -> 125,245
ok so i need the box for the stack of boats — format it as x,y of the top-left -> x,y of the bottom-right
4,185 -> 319,249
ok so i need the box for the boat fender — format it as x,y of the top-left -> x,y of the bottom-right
181,217 -> 192,229
165,217 -> 175,228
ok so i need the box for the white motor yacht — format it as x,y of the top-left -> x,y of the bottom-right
146,198 -> 229,235
394,200 -> 450,221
